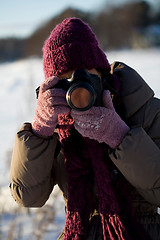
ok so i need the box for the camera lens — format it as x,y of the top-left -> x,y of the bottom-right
70,88 -> 92,108
66,82 -> 96,111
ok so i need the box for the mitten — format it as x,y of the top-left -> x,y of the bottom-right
71,90 -> 129,148
32,76 -> 70,137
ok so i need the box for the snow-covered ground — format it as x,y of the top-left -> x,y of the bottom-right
0,48 -> 160,239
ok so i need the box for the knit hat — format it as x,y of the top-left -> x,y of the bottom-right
43,17 -> 110,79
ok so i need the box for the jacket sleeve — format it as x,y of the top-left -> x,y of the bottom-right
109,110 -> 160,207
10,123 -> 58,207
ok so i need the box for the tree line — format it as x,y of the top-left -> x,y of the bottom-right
0,0 -> 160,62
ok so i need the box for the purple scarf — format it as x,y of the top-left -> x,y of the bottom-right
57,113 -> 152,240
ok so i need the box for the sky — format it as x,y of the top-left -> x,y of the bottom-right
0,0 -> 159,39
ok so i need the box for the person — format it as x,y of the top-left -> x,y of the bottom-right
10,17 -> 160,240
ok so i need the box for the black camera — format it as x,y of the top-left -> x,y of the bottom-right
54,69 -> 103,111
36,69 -> 104,111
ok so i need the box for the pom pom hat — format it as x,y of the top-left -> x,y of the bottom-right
43,17 -> 110,78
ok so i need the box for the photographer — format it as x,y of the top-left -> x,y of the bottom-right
10,18 -> 160,239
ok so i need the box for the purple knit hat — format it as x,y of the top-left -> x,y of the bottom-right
43,17 -> 110,78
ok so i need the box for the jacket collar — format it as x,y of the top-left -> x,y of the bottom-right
110,62 -> 154,119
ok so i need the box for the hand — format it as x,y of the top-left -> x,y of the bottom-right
32,76 -> 70,136
71,90 -> 129,148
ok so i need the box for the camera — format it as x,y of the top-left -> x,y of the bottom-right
54,69 -> 103,111
36,69 -> 104,111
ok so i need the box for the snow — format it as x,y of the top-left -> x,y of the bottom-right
0,48 -> 160,239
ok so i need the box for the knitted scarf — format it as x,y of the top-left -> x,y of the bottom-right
57,114 -> 151,240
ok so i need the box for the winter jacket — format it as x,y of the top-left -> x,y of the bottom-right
10,62 -> 160,239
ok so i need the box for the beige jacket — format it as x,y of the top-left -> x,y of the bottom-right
10,62 -> 160,238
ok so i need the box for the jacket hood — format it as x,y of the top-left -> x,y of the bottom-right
110,62 -> 154,119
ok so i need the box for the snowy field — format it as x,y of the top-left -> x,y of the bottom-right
0,48 -> 160,239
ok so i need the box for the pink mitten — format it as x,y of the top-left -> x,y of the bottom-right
32,76 -> 70,137
71,90 -> 129,148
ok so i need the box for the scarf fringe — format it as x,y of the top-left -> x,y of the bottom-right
101,214 -> 131,240
64,211 -> 85,240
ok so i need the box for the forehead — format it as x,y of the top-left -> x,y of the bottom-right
58,70 -> 74,79
58,69 -> 101,79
